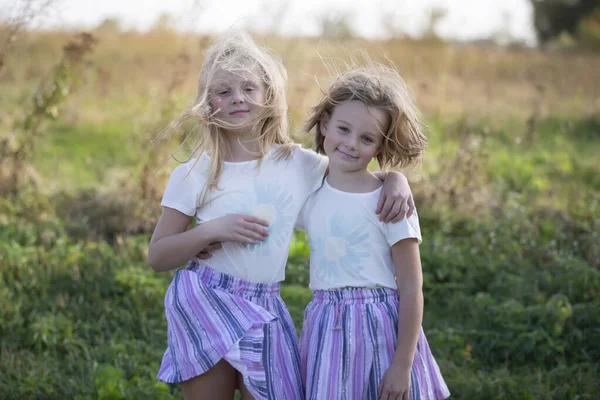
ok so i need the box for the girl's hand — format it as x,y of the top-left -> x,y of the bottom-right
209,214 -> 269,245
195,242 -> 223,259
378,363 -> 412,400
377,171 -> 415,223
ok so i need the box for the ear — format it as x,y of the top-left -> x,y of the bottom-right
319,114 -> 330,136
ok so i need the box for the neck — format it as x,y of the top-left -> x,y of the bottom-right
221,127 -> 263,162
326,167 -> 382,193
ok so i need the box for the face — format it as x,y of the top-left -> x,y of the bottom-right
209,65 -> 266,128
321,100 -> 388,173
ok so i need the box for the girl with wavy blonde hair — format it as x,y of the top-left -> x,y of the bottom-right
298,63 -> 450,400
148,32 -> 414,400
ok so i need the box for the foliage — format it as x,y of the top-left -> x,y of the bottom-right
1,28 -> 599,399
531,0 -> 600,47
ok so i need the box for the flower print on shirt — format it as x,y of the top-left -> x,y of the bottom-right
310,210 -> 370,284
226,180 -> 294,256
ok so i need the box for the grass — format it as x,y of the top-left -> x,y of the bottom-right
1,27 -> 599,399
31,120 -> 139,191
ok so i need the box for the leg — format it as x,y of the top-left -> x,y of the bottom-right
181,360 -> 237,400
237,371 -> 256,400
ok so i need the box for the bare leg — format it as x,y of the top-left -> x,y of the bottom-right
181,360 -> 237,400
237,371 -> 257,400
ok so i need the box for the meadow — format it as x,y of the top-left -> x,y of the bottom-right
1,27 -> 599,399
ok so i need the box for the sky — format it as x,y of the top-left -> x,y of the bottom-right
2,0 -> 537,45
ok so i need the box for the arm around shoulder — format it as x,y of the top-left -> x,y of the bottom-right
295,146 -> 328,194
374,171 -> 415,222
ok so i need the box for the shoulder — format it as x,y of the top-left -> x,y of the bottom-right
385,209 -> 422,245
267,143 -> 327,170
405,210 -> 421,234
168,155 -> 210,184
293,144 -> 325,161
162,155 -> 210,215
289,144 -> 328,169
176,154 -> 209,173
383,207 -> 421,228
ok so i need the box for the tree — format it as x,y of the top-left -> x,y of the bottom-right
531,0 -> 599,45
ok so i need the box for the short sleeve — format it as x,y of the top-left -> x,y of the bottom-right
384,210 -> 422,246
294,146 -> 328,196
160,161 -> 205,217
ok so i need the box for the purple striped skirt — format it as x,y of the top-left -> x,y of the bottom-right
300,288 -> 450,400
157,263 -> 303,400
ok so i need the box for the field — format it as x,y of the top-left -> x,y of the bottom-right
1,27 -> 599,399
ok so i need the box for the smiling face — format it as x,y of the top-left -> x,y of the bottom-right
209,65 -> 266,128
321,100 -> 389,174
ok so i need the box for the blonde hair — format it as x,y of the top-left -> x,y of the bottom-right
305,63 -> 427,169
158,31 -> 294,203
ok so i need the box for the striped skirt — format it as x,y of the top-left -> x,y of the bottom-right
157,263 -> 303,400
300,288 -> 450,400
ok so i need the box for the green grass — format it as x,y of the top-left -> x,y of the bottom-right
2,29 -> 599,400
31,120 -> 139,191
2,112 -> 599,398
1,201 -> 598,398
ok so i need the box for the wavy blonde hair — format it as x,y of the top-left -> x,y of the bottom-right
305,62 -> 427,169
157,31 -> 295,203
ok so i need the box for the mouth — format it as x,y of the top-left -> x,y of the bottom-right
336,148 -> 358,160
229,110 -> 250,116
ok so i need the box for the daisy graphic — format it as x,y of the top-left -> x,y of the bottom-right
226,180 -> 294,256
310,210 -> 370,284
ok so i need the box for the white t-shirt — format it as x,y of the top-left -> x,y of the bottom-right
161,145 -> 328,283
298,178 -> 422,290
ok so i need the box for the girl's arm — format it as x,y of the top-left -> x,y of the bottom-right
299,149 -> 414,222
148,207 -> 269,272
378,238 -> 423,399
373,171 -> 415,223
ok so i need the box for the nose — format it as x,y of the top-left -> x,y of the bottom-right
344,134 -> 358,150
231,89 -> 245,104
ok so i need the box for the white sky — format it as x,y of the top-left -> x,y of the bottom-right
1,0 -> 537,45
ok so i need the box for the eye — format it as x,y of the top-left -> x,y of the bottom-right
362,136 -> 374,144
245,86 -> 255,92
338,126 -> 349,133
218,89 -> 230,95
